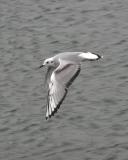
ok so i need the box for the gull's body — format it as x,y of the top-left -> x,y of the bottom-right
40,52 -> 102,119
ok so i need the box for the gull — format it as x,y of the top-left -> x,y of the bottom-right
39,52 -> 102,119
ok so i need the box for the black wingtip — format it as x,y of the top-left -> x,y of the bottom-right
46,113 -> 53,120
92,53 -> 103,60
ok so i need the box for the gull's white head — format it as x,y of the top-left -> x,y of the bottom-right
39,58 -> 55,68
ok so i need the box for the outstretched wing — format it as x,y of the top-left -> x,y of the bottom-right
46,59 -> 81,119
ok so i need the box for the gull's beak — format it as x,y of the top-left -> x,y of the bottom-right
38,64 -> 44,69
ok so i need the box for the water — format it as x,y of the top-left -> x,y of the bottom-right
0,0 -> 128,159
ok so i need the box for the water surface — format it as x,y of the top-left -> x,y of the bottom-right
0,0 -> 128,159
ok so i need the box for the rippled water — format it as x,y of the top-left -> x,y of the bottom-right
0,0 -> 128,159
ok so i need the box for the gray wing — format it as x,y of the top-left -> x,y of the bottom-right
46,59 -> 81,119
45,67 -> 55,85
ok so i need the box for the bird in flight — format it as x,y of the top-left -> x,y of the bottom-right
39,52 -> 102,120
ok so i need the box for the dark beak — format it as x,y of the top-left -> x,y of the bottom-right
38,64 -> 44,69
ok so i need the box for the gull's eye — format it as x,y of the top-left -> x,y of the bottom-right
46,61 -> 49,64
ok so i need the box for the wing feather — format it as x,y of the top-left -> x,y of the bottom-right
45,59 -> 81,119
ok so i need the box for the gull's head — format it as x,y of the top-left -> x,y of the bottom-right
39,58 -> 55,68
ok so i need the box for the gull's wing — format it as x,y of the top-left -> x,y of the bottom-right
46,59 -> 81,119
45,66 -> 55,85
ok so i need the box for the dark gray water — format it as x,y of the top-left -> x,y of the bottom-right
0,0 -> 128,159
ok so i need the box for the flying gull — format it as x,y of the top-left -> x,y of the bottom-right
39,52 -> 102,119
